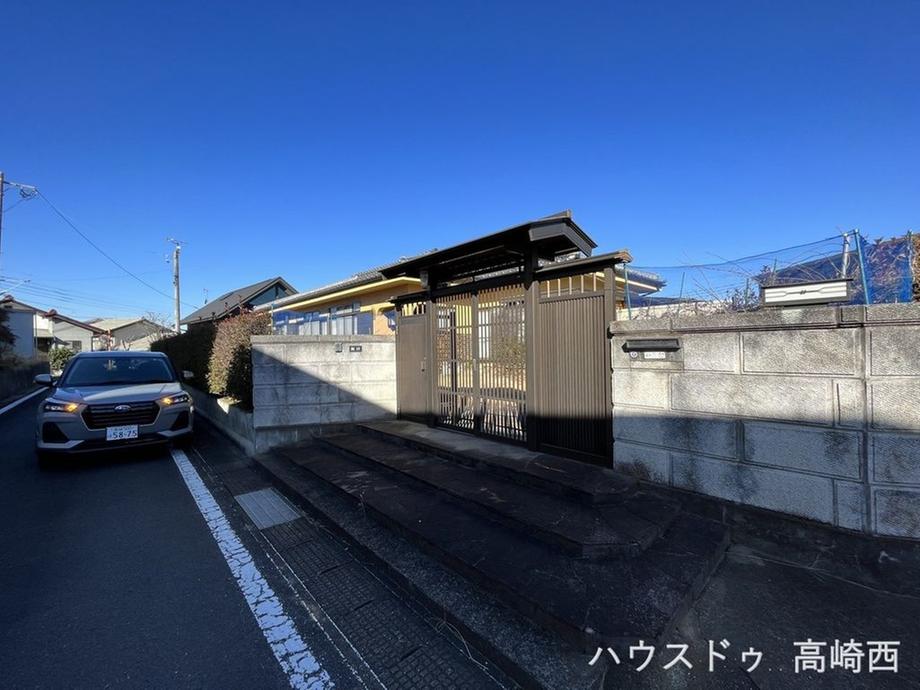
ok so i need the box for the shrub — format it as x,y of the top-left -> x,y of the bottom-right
151,323 -> 216,390
49,346 -> 75,372
912,233 -> 920,302
206,312 -> 270,409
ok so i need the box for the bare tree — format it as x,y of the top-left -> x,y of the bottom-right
143,311 -> 175,335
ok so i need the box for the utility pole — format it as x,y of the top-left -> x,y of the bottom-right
168,238 -> 183,333
841,232 -> 851,279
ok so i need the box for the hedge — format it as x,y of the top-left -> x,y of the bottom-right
206,312 -> 271,409
151,322 -> 216,391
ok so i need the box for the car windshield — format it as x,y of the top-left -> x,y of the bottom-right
61,357 -> 175,387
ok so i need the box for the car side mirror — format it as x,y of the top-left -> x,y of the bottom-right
34,374 -> 54,387
182,370 -> 194,380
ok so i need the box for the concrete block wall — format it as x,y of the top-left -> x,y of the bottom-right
251,335 -> 397,433
610,304 -> 920,540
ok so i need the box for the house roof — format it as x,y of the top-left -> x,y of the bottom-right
380,210 -> 599,283
1,296 -> 106,333
253,256 -> 432,313
87,317 -> 146,331
181,276 -> 297,325
43,310 -> 106,334
0,294 -> 41,312
87,317 -> 175,338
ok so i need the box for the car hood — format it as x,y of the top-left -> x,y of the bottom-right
53,382 -> 183,405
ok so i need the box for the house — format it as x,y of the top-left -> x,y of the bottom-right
257,215 -> 662,337
180,276 -> 297,329
253,264 -> 426,336
0,296 -> 105,357
0,296 -> 40,359
41,310 -> 106,353
88,317 -> 174,351
540,255 -> 663,303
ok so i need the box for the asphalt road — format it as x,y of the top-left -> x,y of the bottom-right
0,393 -> 343,689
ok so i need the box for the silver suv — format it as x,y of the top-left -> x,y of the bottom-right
35,351 -> 193,460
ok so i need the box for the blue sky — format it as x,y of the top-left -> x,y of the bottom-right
1,1 -> 917,321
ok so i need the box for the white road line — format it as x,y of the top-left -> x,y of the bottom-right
170,449 -> 334,690
0,388 -> 46,416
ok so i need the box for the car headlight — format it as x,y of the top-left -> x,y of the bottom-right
159,392 -> 190,406
44,399 -> 80,413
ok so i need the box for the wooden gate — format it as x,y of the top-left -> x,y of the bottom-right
535,290 -> 611,464
395,303 -> 429,423
434,285 -> 527,443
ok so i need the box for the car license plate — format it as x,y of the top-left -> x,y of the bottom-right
106,425 -> 138,441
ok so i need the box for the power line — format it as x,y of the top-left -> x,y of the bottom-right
36,190 -> 199,310
1,268 -> 167,283
0,289 -> 140,318
1,273 -> 156,303
0,275 -> 165,310
56,269 -> 169,283
0,281 -> 158,313
6,285 -> 154,311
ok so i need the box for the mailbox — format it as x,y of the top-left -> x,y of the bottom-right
621,338 -> 681,353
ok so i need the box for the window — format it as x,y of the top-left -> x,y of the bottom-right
329,303 -> 360,335
298,311 -> 326,335
250,283 -> 294,308
70,340 -> 83,353
271,302 -> 372,336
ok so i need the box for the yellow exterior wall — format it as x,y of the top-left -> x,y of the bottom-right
277,278 -> 420,336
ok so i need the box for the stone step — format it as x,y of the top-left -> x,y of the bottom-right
271,440 -> 729,652
358,419 -> 636,505
254,444 -> 608,690
318,431 -> 678,559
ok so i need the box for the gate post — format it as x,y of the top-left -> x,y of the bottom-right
471,292 -> 482,434
426,296 -> 437,428
603,266 -> 616,465
524,251 -> 540,451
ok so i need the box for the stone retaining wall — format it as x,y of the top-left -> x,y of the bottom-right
251,334 -> 396,435
610,304 -> 920,539
192,333 -> 396,456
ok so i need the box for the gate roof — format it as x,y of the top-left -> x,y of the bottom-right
380,210 -> 598,284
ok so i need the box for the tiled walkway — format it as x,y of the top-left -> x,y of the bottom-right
189,422 -> 507,690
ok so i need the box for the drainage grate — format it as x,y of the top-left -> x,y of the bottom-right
235,488 -> 302,529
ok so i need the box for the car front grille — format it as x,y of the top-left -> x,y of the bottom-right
82,402 -> 160,429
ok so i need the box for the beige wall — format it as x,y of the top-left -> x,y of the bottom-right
251,335 -> 396,430
610,303 -> 920,540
